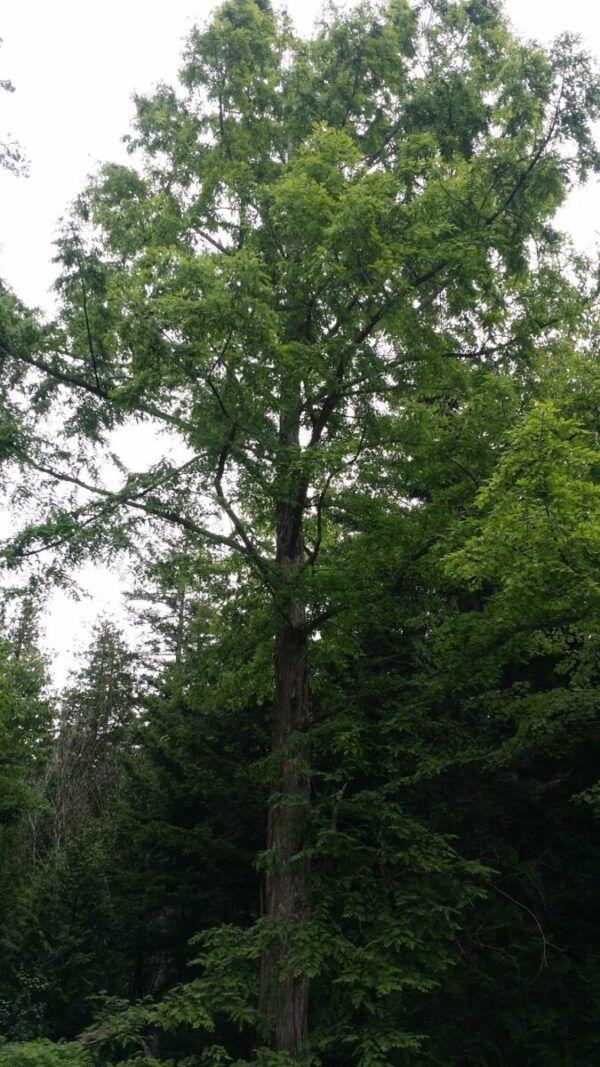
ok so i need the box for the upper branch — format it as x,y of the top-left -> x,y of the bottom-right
23,457 -> 249,557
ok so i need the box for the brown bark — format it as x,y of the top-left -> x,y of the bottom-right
260,610 -> 310,1055
259,446 -> 311,1058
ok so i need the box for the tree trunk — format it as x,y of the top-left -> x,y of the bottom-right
260,494 -> 311,1059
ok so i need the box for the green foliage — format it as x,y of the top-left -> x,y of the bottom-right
0,623 -> 135,1042
0,636 -> 50,825
0,1039 -> 92,1065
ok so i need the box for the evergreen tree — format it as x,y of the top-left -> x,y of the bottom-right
50,619 -> 136,846
0,622 -> 134,1042
0,604 -> 52,1041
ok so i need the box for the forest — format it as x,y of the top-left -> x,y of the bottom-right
1,0 -> 600,1063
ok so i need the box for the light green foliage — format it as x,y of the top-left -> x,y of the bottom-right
443,362 -> 600,760
3,0 -> 598,586
454,396 -> 600,614
0,1039 -> 92,1065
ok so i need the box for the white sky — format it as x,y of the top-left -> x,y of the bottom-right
0,0 -> 599,682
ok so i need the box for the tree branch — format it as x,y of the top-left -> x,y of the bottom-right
213,424 -> 274,584
24,457 -> 249,557
7,347 -> 191,433
74,251 -> 102,392
194,228 -> 234,256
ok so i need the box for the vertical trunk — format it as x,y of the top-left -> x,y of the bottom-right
175,587 -> 185,668
260,602 -> 310,1056
260,391 -> 311,1058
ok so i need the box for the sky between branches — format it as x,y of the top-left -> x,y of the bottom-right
0,0 -> 599,682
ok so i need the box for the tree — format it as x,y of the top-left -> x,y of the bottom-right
2,0 -> 600,1059
0,596 -> 50,847
0,610 -> 52,1043
49,619 -> 136,845
405,349 -> 600,1065
0,622 -> 135,1043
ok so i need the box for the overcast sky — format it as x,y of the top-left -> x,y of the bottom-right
1,0 -> 599,682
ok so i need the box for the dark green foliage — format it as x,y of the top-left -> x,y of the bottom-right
0,635 -> 49,828
0,623 -> 136,1041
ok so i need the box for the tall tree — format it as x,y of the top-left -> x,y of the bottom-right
0,612 -> 50,846
0,609 -> 52,1043
2,0 -> 600,1058
0,621 -> 135,1043
48,619 -> 135,846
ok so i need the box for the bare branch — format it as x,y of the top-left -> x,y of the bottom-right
74,251 -> 102,392
194,227 -> 234,256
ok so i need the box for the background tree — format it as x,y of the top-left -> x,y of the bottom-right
49,619 -> 136,847
0,605 -> 52,1043
406,350 -> 600,1065
0,622 -> 134,1042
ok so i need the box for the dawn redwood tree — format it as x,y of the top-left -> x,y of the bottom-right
2,0 -> 600,1058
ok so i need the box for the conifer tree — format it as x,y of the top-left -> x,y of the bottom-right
49,620 -> 135,845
